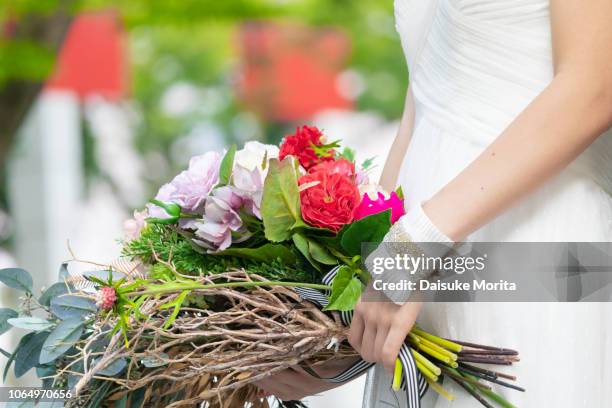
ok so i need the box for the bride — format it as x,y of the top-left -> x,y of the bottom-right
256,0 -> 612,406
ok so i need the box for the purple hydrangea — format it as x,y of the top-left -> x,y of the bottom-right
148,151 -> 221,217
190,186 -> 251,252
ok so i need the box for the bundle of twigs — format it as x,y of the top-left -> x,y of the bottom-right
60,271 -> 355,408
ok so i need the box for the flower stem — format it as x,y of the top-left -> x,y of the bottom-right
126,280 -> 332,297
392,359 -> 402,391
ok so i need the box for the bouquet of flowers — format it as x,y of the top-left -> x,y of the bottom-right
0,126 -> 523,408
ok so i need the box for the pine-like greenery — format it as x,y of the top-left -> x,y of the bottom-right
122,224 -> 319,283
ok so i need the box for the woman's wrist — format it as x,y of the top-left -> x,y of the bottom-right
422,198 -> 466,242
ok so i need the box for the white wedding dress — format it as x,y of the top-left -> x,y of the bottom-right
365,0 -> 612,407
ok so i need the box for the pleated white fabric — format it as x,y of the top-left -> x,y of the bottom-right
365,1 -> 612,407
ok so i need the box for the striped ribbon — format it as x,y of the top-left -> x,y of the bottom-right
294,266 -> 428,407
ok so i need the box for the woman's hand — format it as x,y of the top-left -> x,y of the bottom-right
348,285 -> 422,373
253,357 -> 361,401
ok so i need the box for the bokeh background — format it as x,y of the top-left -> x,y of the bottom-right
0,1 -> 407,405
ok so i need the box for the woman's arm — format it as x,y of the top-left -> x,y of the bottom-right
379,88 -> 416,192
423,0 -> 612,241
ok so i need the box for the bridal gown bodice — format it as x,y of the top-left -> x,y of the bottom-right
364,1 -> 612,407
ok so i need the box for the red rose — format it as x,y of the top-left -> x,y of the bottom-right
279,125 -> 334,170
309,158 -> 355,177
299,170 -> 361,232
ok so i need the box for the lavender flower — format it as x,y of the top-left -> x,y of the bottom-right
148,151 -> 221,218
190,187 -> 250,252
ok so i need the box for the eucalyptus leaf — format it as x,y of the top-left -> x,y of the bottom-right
39,318 -> 84,364
95,357 -> 127,376
8,317 -> 53,331
0,308 -> 18,335
0,347 -> 11,358
141,352 -> 169,368
260,158 -> 302,242
83,269 -> 126,283
324,266 -> 363,311
4,332 -> 34,381
0,268 -> 33,293
39,282 -> 74,307
14,330 -> 49,378
50,295 -> 97,320
58,262 -> 69,280
5,400 -> 35,408
36,364 -> 57,388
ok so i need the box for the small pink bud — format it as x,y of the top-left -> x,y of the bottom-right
95,287 -> 117,310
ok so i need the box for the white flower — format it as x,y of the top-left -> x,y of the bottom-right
234,141 -> 279,174
359,183 -> 389,199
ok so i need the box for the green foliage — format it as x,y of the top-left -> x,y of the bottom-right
340,209 -> 392,257
39,282 -> 74,307
260,158 -> 303,242
215,243 -> 296,265
324,265 -> 362,312
14,331 -> 49,378
0,308 -> 18,335
49,295 -> 97,320
0,268 -> 33,293
40,318 -> 85,364
218,144 -> 236,186
122,223 -> 317,283
7,317 -> 53,331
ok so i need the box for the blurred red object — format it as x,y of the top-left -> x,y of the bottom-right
237,22 -> 352,122
46,12 -> 128,100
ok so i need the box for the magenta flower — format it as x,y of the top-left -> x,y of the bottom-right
353,191 -> 405,224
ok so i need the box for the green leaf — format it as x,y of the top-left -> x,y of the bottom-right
218,144 -> 237,186
341,147 -> 356,162
0,268 -> 33,293
8,317 -> 53,331
58,263 -> 69,280
39,318 -> 84,364
141,353 -> 169,368
395,185 -> 404,200
96,357 -> 127,377
4,332 -> 33,381
215,243 -> 296,264
261,158 -> 302,242
50,295 -> 97,320
14,330 -> 49,378
0,308 -> 18,335
308,239 -> 338,266
39,282 -> 74,307
361,156 -> 376,170
162,290 -> 189,329
292,233 -> 320,271
36,364 -> 57,388
340,210 -> 392,256
324,266 -> 363,311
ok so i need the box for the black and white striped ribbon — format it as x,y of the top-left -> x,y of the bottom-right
294,266 -> 428,407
